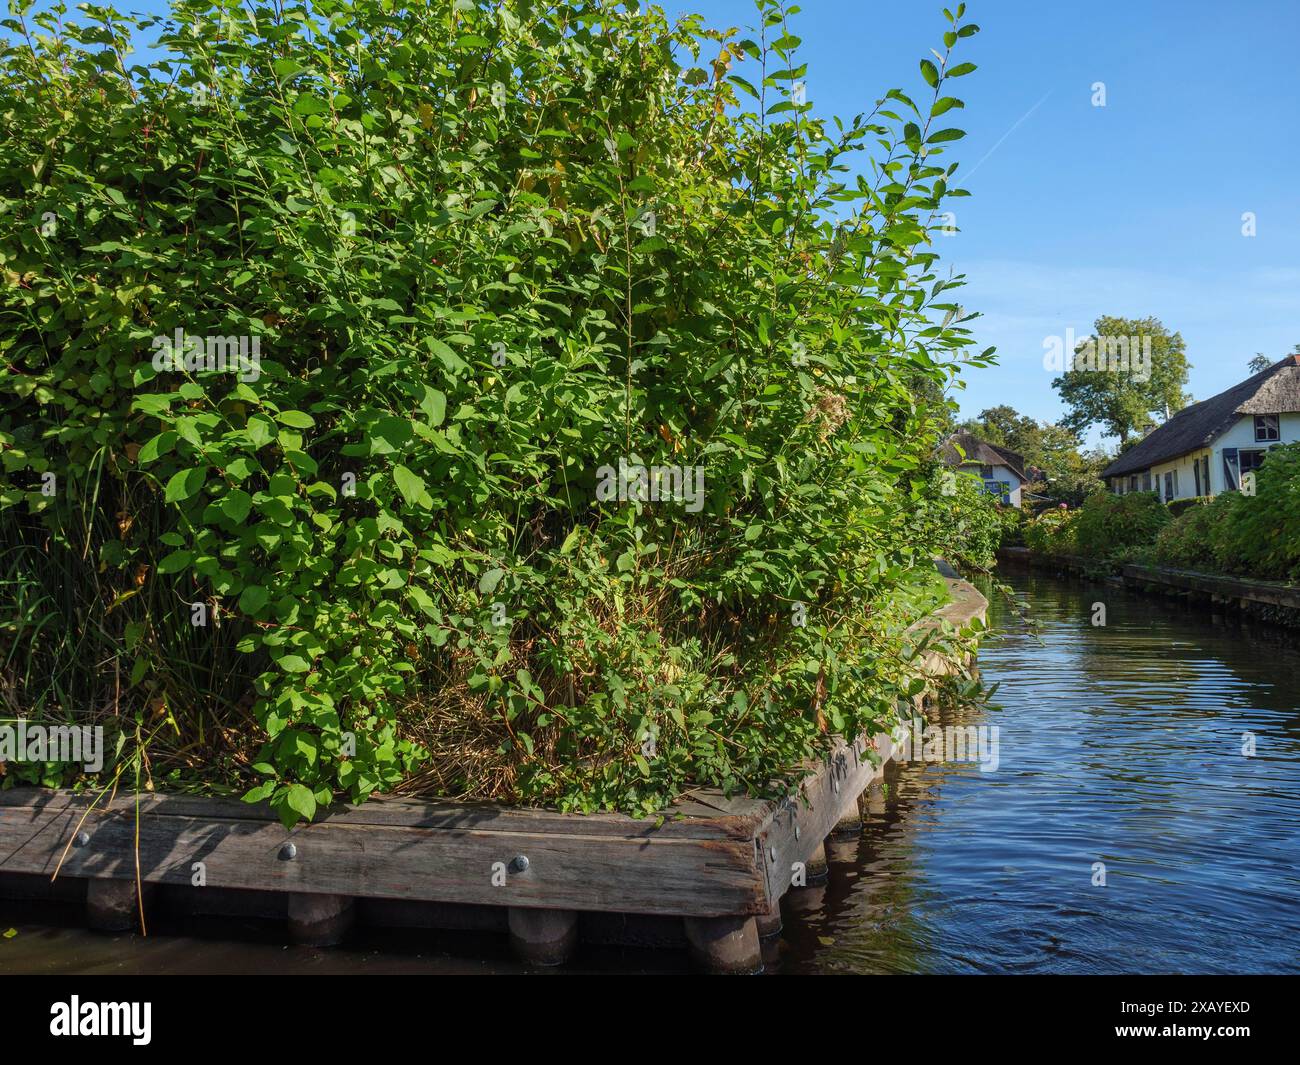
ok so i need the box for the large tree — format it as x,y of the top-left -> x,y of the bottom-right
1052,316 -> 1190,444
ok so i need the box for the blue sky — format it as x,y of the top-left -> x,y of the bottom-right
100,2 -> 1300,444
678,0 -> 1300,445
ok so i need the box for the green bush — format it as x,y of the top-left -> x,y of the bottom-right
1022,506 -> 1077,555
1153,493 -> 1234,572
1166,496 -> 1211,519
1214,444 -> 1300,580
0,1 -> 987,820
907,465 -> 1009,571
1069,490 -> 1170,561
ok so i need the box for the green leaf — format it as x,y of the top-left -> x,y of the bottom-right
292,94 -> 329,116
420,387 -> 446,427
239,585 -> 270,614
919,59 -> 939,87
164,468 -> 205,503
276,410 -> 315,429
393,464 -> 425,506
285,783 -> 317,822
156,550 -> 192,574
220,489 -> 253,523
137,431 -> 177,464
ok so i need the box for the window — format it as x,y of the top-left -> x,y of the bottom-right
1202,456 -> 1210,495
1142,472 -> 1152,492
1129,474 -> 1138,492
1194,459 -> 1201,496
1254,415 -> 1280,442
1164,471 -> 1174,500
978,463 -> 994,478
1239,449 -> 1266,474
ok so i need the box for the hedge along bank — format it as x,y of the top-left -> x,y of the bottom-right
0,0 -> 992,826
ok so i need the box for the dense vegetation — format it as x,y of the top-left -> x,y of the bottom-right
957,403 -> 1106,507
0,1 -> 989,822
1021,444 -> 1300,582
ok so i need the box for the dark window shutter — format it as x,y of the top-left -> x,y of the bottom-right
1222,448 -> 1240,491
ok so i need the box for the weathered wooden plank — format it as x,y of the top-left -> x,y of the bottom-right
1122,563 -> 1300,609
0,790 -> 758,841
0,800 -> 766,917
751,734 -> 881,906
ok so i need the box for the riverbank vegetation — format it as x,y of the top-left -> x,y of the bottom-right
956,404 -> 1108,508
0,0 -> 989,823
1019,443 -> 1300,582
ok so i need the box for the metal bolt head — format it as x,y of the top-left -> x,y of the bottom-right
509,854 -> 529,873
279,842 -> 297,861
73,831 -> 90,848
795,826 -> 801,841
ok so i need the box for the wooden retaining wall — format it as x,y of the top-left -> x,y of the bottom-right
0,573 -> 987,971
999,546 -> 1300,623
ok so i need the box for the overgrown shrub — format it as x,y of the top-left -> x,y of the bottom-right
907,464 -> 1009,571
1212,444 -> 1300,580
1153,494 -> 1233,572
1069,490 -> 1170,561
1022,506 -> 1076,556
0,0 -> 986,821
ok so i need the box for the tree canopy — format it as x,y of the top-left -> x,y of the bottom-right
1052,315 -> 1190,444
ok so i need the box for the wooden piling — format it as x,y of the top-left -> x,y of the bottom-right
287,892 -> 355,946
86,878 -> 145,932
683,915 -> 762,974
756,897 -> 783,939
508,906 -> 578,966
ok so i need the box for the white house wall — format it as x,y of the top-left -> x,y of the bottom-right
1113,412 -> 1300,499
958,463 -> 1023,507
1148,451 -> 1206,501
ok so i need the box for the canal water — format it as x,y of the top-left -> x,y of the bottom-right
3,567 -> 1298,974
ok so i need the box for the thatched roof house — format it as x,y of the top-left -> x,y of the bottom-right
1101,354 -> 1300,499
940,431 -> 1028,507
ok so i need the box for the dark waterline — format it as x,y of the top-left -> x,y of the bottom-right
3,568 -> 1299,974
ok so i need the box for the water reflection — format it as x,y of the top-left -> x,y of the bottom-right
774,568 -> 1300,974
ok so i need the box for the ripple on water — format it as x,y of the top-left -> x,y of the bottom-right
777,570 -> 1300,974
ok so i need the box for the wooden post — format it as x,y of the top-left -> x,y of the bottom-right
756,897 -> 783,939
683,915 -> 762,974
804,840 -> 829,885
86,878 -> 145,932
287,892 -> 355,946
507,906 -> 578,966
865,781 -> 886,819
